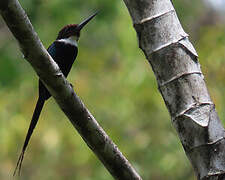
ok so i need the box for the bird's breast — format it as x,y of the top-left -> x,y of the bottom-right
54,41 -> 78,61
48,41 -> 78,77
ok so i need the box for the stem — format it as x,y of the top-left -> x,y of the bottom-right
0,0 -> 141,179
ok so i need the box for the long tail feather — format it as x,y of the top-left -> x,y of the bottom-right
13,97 -> 45,176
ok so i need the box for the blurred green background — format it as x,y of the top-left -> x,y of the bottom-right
0,0 -> 225,179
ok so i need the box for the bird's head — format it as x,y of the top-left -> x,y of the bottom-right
56,12 -> 98,42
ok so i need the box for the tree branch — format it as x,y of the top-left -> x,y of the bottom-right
122,0 -> 225,179
0,0 -> 141,179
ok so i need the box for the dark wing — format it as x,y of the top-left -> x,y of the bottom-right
38,42 -> 58,100
47,42 -> 57,59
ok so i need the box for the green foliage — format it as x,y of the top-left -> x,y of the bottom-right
0,0 -> 224,179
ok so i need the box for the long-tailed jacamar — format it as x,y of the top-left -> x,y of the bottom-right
13,12 -> 98,176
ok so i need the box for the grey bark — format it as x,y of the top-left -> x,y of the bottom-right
122,0 -> 225,180
0,0 -> 142,179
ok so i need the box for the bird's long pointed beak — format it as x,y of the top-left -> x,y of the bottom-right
77,12 -> 98,31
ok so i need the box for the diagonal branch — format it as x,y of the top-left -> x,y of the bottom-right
0,0 -> 141,179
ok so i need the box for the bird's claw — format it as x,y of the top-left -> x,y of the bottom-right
69,83 -> 74,89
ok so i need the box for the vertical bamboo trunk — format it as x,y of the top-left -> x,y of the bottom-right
122,0 -> 225,179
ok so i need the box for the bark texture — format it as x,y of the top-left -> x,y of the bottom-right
122,0 -> 225,179
0,0 -> 141,179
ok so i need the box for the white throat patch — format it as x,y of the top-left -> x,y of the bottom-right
58,36 -> 78,47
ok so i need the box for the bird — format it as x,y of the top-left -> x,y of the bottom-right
13,12 -> 98,176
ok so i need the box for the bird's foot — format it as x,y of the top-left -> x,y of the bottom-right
69,83 -> 74,89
